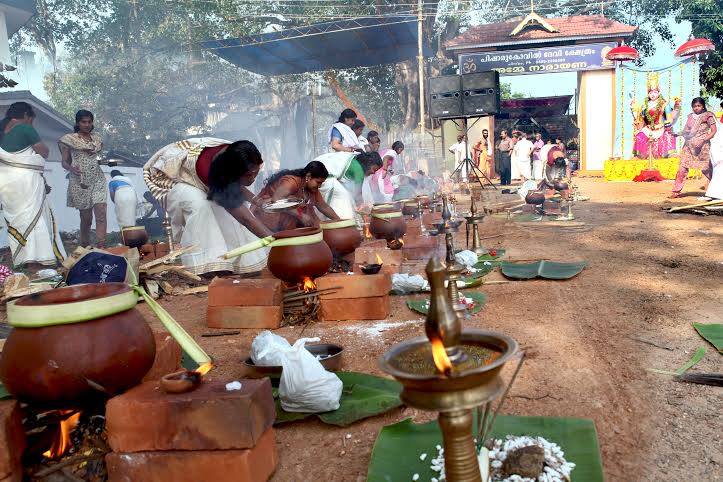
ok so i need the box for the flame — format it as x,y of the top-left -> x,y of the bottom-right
375,254 -> 383,265
365,224 -> 372,239
398,238 -> 405,247
430,338 -> 453,375
195,362 -> 214,376
43,411 -> 81,459
302,277 -> 316,292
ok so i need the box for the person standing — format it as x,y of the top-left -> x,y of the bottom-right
513,132 -> 533,182
108,170 -> 138,228
364,130 -> 381,152
372,141 -> 404,203
329,109 -> 362,153
670,97 -> 717,198
532,133 -> 545,180
496,130 -> 513,186
0,102 -> 66,269
449,135 -> 468,178
60,110 -> 108,248
481,129 -> 493,178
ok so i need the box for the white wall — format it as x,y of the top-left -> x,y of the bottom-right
578,69 -> 615,171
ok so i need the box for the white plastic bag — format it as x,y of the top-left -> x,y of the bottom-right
251,330 -> 291,366
454,250 -> 478,268
279,337 -> 343,413
391,273 -> 428,294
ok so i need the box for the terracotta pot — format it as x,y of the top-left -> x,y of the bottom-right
121,226 -> 149,248
553,180 -> 569,191
370,210 -> 407,241
320,220 -> 362,257
266,227 -> 333,283
525,192 -> 545,205
402,201 -> 419,216
0,283 -> 156,407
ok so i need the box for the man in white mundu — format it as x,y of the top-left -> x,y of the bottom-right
108,170 -> 139,228
0,102 -> 66,268
512,132 -> 534,182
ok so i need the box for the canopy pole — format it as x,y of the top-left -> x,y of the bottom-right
417,0 -> 425,139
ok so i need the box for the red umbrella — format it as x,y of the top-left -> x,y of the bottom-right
675,37 -> 715,57
606,45 -> 639,62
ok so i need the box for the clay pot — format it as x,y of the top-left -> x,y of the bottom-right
525,192 -> 545,205
266,227 -> 333,284
553,180 -> 569,191
320,220 -> 362,257
402,201 -> 419,216
121,226 -> 149,248
370,210 -> 407,241
0,283 -> 156,407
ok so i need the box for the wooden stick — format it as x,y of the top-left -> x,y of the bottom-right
33,453 -> 105,477
482,280 -> 510,285
169,266 -> 203,282
201,330 -> 240,337
479,233 -> 506,240
669,199 -> 723,213
140,245 -> 198,270
175,286 -> 208,296
628,336 -> 673,351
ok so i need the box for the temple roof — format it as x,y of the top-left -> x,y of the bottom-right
446,15 -> 636,52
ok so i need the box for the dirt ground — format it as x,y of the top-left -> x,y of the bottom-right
5,177 -> 723,481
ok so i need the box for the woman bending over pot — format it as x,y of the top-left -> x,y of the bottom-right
253,161 -> 340,232
144,138 -> 272,275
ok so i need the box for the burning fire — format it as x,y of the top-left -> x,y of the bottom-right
398,238 -> 405,247
365,224 -> 372,239
430,338 -> 453,375
375,254 -> 383,265
302,277 -> 316,292
43,411 -> 81,459
195,362 -> 214,376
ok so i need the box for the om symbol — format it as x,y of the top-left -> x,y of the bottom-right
462,58 -> 477,74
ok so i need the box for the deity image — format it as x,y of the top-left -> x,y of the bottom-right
630,72 -> 680,159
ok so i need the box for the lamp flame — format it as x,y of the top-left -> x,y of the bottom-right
365,224 -> 372,239
302,277 -> 316,292
43,411 -> 81,459
375,254 -> 383,265
430,338 -> 453,375
195,362 -> 214,376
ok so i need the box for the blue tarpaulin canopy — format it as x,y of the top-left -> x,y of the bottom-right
202,15 -> 432,75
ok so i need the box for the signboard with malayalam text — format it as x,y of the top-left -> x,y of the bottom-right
459,42 -> 617,76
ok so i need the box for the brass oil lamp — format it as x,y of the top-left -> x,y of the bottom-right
380,258 -> 519,482
465,197 -> 487,256
431,195 -> 465,315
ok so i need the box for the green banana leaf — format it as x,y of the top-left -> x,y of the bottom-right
692,323 -> 723,353
0,383 -> 11,401
275,371 -> 402,427
367,415 -> 603,482
407,292 -> 487,316
500,260 -> 587,280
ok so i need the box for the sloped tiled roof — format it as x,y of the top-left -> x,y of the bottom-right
447,15 -> 637,51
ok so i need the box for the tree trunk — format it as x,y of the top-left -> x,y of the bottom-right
396,60 -> 419,131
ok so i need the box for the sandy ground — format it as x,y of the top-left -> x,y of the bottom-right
4,177 -> 723,481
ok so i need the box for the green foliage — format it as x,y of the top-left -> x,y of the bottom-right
407,291 -> 487,315
500,260 -> 587,280
274,371 -> 403,427
677,0 -> 723,98
367,415 -> 604,482
692,323 -> 723,352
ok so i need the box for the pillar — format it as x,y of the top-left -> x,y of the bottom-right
577,69 -> 616,173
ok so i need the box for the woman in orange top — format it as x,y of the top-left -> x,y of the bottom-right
253,161 -> 341,232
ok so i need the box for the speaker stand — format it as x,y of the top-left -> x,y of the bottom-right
450,117 -> 496,190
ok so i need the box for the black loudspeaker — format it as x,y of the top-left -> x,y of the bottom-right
429,75 -> 462,119
461,71 -> 500,116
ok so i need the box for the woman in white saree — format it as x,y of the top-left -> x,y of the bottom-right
705,111 -> 723,200
0,102 -> 66,268
144,139 -> 271,275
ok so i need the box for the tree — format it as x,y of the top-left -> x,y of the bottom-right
677,0 -> 723,98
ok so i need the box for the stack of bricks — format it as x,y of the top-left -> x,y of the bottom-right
0,401 -> 25,482
105,378 -> 278,482
207,278 -> 283,330
315,272 -> 391,321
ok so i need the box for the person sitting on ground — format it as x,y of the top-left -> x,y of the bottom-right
108,170 -> 139,228
329,108 -> 363,153
252,161 -> 341,232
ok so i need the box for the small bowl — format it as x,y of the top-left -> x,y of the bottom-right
243,343 -> 344,378
361,263 -> 383,275
160,370 -> 201,394
387,239 -> 404,250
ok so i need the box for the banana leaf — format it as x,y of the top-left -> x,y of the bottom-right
692,323 -> 723,353
407,292 -> 487,316
500,260 -> 587,280
0,383 -> 10,401
367,415 -> 603,482
275,371 -> 402,427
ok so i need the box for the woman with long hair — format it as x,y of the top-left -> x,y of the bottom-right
329,108 -> 363,153
0,102 -> 65,268
144,138 -> 272,275
670,97 -> 717,198
252,161 -> 340,232
59,110 -> 107,247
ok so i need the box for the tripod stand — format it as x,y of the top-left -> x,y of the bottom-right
449,117 -> 496,190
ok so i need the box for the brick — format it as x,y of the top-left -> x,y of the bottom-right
422,211 -> 442,226
207,306 -> 282,330
0,401 -> 25,482
106,379 -> 275,452
106,427 -> 277,482
142,332 -> 182,382
315,272 -> 391,300
208,278 -> 283,307
359,239 -> 387,249
354,246 -> 403,267
319,295 -> 389,321
403,234 -> 443,261
105,246 -> 130,256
